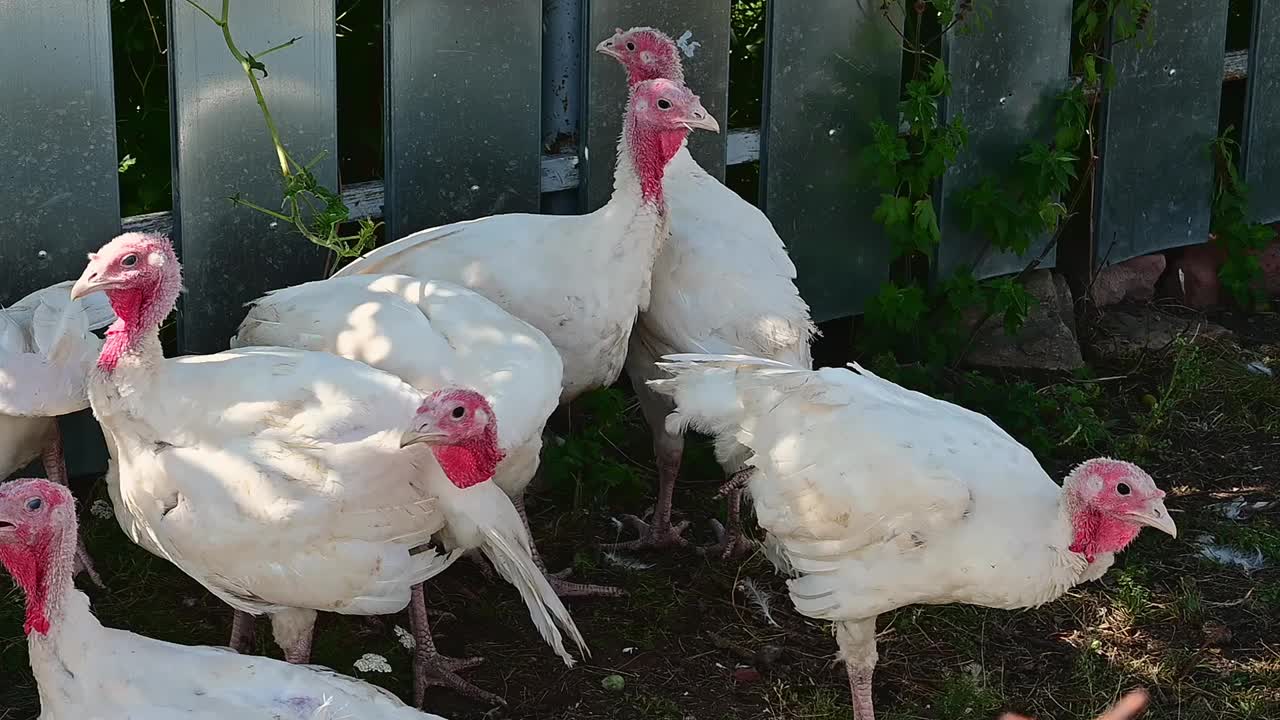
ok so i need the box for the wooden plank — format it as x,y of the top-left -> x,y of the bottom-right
1096,0 -> 1228,266
761,0 -> 902,321
937,0 -> 1073,279
0,0 -> 120,477
1243,0 -> 1280,223
383,0 -> 542,240
168,0 -> 337,353
580,1 -> 732,211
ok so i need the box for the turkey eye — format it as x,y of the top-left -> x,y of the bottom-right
626,41 -> 636,51
25,497 -> 42,512
451,406 -> 465,419
657,99 -> 672,110
121,254 -> 138,267
1116,483 -> 1131,496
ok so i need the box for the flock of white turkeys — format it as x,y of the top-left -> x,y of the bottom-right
0,27 -> 1177,720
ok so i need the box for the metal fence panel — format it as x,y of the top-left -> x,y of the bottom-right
937,1 -> 1073,279
0,1 -> 120,302
1244,0 -> 1280,223
580,0 -> 731,211
169,0 -> 337,353
1096,0 -> 1228,266
0,0 -> 121,477
761,0 -> 902,321
383,0 -> 542,239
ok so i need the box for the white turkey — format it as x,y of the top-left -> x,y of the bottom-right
0,478 -> 448,720
69,232 -> 585,707
651,354 -> 1178,720
0,280 -> 116,585
231,273 -> 614,599
596,28 -> 815,556
332,78 -> 718,404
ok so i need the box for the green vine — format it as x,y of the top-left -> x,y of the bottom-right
186,0 -> 378,276
1210,128 -> 1277,309
863,0 -> 1153,365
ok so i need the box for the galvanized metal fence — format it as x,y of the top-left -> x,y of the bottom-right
0,0 -> 1267,349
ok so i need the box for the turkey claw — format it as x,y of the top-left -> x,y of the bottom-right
698,519 -> 754,561
547,573 -> 628,598
417,653 -> 505,707
74,538 -> 104,588
601,514 -> 691,551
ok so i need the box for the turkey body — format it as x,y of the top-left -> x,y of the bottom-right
1,281 -> 115,477
30,591 -> 444,720
333,196 -> 661,403
232,274 -> 562,501
89,340 -> 459,621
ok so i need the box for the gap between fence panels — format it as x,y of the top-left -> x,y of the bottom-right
119,48 -> 1249,236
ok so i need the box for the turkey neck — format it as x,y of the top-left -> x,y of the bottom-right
1,515 -> 83,660
98,274 -> 175,373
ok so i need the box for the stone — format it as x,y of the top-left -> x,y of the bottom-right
1090,253 -> 1167,307
963,270 -> 1084,371
1169,243 -> 1225,308
1092,307 -> 1233,360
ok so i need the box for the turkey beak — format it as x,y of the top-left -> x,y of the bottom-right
595,37 -> 622,60
70,261 -> 116,300
681,104 -> 720,134
0,517 -> 15,536
1125,498 -> 1178,538
399,427 -> 449,449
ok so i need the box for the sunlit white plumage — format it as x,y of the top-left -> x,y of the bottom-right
230,274 -> 589,664
651,353 -> 1176,720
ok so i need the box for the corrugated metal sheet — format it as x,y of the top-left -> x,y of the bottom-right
761,0 -> 901,321
1096,0 -> 1228,266
0,0 -> 121,477
169,0 -> 338,353
579,0 -> 731,211
383,0 -> 542,239
937,0 -> 1073,279
1244,0 -> 1280,223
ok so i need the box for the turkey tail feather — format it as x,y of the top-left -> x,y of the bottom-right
481,527 -> 589,666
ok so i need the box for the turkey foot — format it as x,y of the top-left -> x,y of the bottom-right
698,468 -> 755,560
601,450 -> 691,552
602,513 -> 692,551
42,426 -> 104,588
513,495 -> 625,598
409,583 -> 505,708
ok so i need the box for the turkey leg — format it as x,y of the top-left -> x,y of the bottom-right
408,582 -> 505,708
229,610 -> 256,653
837,620 -> 879,720
41,424 -> 103,588
700,468 -> 755,560
514,493 -> 625,598
270,608 -> 317,664
602,428 -> 691,552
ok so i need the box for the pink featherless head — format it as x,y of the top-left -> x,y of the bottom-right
1062,458 -> 1176,563
596,26 -> 684,85
400,388 -> 504,490
0,479 -> 75,636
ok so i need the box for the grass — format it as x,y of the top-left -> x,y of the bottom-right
2,308 -> 1278,719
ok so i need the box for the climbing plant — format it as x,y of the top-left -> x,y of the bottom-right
863,0 -> 1153,365
186,0 -> 379,277
1210,128 -> 1277,309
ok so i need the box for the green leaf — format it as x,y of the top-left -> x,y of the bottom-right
117,154 -> 137,174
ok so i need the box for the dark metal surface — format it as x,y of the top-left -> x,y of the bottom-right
1244,0 -> 1280,223
0,1 -> 120,304
1096,0 -> 1227,266
580,0 -> 731,211
760,0 -> 902,321
937,0 -> 1073,279
168,0 -> 337,353
0,1 -> 121,478
383,0 -> 542,240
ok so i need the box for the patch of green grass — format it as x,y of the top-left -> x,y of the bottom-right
1112,567 -> 1152,626
1172,576 -> 1205,625
764,680 -> 847,720
1210,520 -> 1280,563
543,388 -> 651,509
934,672 -> 1002,719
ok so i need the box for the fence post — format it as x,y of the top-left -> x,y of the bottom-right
578,0 -> 731,212
1095,0 -> 1228,267
936,1 -> 1073,279
1244,0 -> 1280,223
168,0 -> 338,353
383,0 -> 543,240
760,0 -> 902,321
